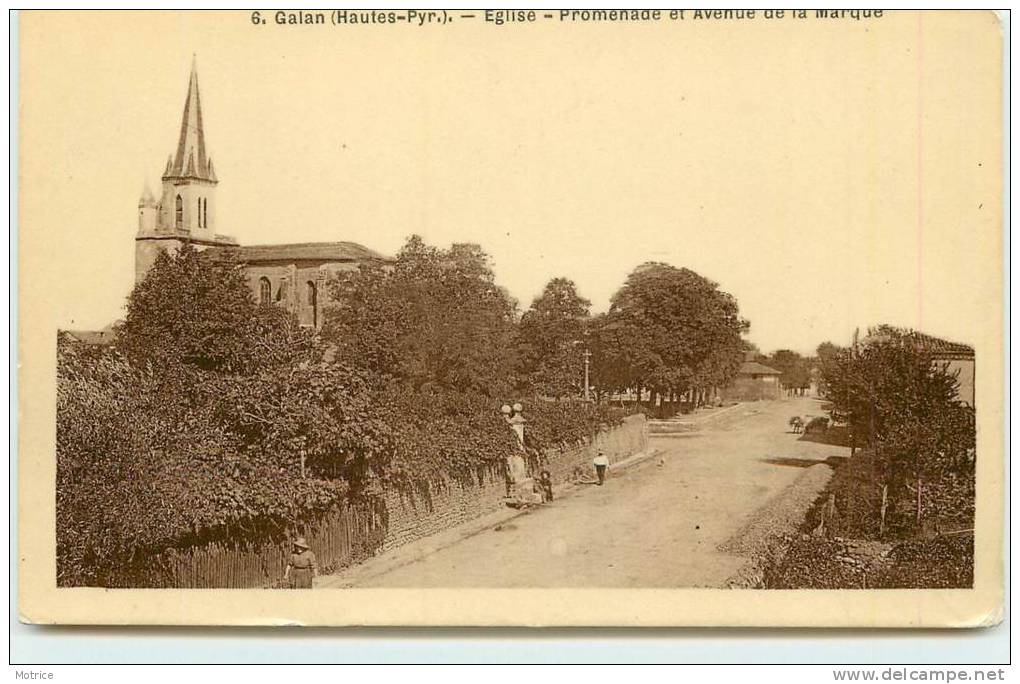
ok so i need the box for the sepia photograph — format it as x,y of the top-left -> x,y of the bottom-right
17,9 -> 1004,627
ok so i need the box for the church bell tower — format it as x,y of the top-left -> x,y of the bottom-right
135,58 -> 236,284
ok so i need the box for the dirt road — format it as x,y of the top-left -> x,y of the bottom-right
341,397 -> 848,588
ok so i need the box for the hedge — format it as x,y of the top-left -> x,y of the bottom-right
56,341 -> 632,585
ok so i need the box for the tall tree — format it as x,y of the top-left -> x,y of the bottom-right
822,337 -> 975,534
116,243 -> 311,373
815,341 -> 843,396
768,349 -> 812,391
324,235 -> 518,396
593,262 -> 748,404
515,277 -> 591,397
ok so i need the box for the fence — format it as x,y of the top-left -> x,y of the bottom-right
125,502 -> 384,588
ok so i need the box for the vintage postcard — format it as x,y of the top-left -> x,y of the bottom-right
17,9 -> 1004,626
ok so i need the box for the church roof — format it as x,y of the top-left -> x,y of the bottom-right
165,59 -> 216,182
227,242 -> 392,264
60,328 -> 118,346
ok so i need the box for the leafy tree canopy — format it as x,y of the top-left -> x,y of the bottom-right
768,349 -> 812,389
515,277 -> 591,397
116,243 -> 312,374
324,235 -> 518,396
592,262 -> 748,398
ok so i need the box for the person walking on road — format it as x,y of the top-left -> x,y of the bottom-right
593,450 -> 609,485
284,537 -> 317,588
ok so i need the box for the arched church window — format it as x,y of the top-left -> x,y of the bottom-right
259,277 -> 272,305
277,280 -> 288,302
175,195 -> 183,229
197,198 -> 201,228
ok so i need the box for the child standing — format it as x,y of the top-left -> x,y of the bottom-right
593,450 -> 610,485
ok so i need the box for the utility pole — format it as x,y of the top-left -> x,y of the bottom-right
583,349 -> 592,402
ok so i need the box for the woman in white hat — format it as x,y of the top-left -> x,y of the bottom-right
283,537 -> 317,589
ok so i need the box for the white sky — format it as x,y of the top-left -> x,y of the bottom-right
21,11 -> 1002,356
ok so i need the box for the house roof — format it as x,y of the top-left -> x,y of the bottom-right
738,361 -> 782,376
226,242 -> 392,264
60,329 -> 118,345
865,325 -> 974,359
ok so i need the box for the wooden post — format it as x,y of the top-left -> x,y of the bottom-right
916,477 -> 923,529
879,484 -> 888,537
825,494 -> 836,537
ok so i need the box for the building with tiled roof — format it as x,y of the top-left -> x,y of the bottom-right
721,359 -> 784,401
134,61 -> 390,328
737,361 -> 783,377
864,325 -> 975,359
863,325 -> 975,407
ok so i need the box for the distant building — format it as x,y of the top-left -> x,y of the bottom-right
862,325 -> 975,407
133,61 -> 390,328
721,360 -> 783,401
58,327 -> 119,346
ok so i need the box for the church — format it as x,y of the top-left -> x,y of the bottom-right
134,62 -> 390,328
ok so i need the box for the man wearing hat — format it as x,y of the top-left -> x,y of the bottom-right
283,537 -> 317,589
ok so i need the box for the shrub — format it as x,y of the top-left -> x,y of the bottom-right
870,535 -> 973,588
763,538 -> 867,589
56,342 -> 354,586
821,337 -> 975,538
521,400 -> 632,452
375,386 -> 520,486
827,449 -> 885,538
764,534 -> 973,589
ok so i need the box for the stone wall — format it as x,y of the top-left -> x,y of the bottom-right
380,414 -> 648,552
381,465 -> 507,552
540,414 -> 649,484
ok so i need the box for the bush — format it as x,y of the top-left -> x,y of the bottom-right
764,534 -> 973,589
56,342 -> 352,586
821,336 -> 975,538
764,538 -> 867,589
521,400 -> 632,452
375,386 -> 520,486
826,450 -> 885,538
870,535 -> 973,588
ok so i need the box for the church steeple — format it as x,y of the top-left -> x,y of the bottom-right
165,57 -> 215,182
136,59 -> 234,286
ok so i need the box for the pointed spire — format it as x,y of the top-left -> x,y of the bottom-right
166,57 -> 215,182
138,180 -> 156,207
206,157 -> 217,182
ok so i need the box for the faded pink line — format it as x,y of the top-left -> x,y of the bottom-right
917,12 -> 924,330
